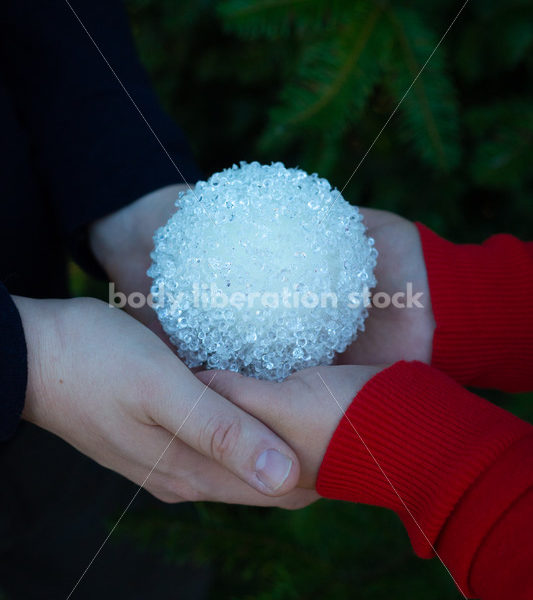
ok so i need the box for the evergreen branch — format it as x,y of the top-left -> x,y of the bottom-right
385,7 -> 461,170
218,0 -> 348,38
221,0 -> 311,19
260,2 -> 391,146
288,6 -> 383,125
388,13 -> 446,167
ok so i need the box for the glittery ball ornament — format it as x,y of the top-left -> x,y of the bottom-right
148,162 -> 377,381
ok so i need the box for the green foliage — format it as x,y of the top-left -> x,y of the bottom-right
466,100 -> 533,190
218,0 -> 351,39
71,1 -> 533,598
121,501 -> 464,600
384,7 -> 460,171
125,0 -> 532,242
232,1 -> 461,172
262,4 -> 388,129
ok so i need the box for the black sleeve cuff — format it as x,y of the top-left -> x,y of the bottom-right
0,283 -> 27,441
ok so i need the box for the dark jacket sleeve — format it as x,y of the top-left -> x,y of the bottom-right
0,0 -> 202,274
0,283 -> 27,441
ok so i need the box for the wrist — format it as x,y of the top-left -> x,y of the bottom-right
12,296 -> 66,429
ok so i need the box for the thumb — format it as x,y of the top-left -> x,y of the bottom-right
150,368 -> 300,497
196,370 -> 296,455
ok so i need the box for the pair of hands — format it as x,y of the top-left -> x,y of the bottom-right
16,184 -> 434,508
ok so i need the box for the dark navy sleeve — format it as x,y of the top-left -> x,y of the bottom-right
0,0 -> 202,274
0,283 -> 27,441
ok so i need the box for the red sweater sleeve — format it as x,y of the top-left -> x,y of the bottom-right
316,361 -> 533,599
416,224 -> 533,391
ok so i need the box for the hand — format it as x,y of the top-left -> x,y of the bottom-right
197,365 -> 383,488
89,184 -> 190,339
13,296 -> 316,508
338,208 -> 435,366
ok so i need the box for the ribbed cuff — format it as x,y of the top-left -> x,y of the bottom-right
438,435 -> 533,598
416,223 -> 533,391
0,283 -> 28,441
316,361 -> 532,560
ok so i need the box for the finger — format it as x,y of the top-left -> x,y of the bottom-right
150,364 -> 300,497
195,370 -> 282,423
358,206 -> 398,230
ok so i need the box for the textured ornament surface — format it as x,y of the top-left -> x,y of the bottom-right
148,162 -> 377,380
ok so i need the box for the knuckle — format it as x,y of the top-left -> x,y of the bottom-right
156,492 -> 181,504
181,486 -> 204,503
146,485 -> 181,504
276,490 -> 318,511
130,361 -> 171,422
282,500 -> 308,511
201,414 -> 242,463
150,478 -> 204,504
168,479 -> 204,503
135,373 -> 164,416
279,497 -> 313,511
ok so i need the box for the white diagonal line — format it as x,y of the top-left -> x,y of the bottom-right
63,1 -> 470,597
65,372 -> 217,600
63,0 -> 219,230
316,372 -> 467,599
318,0 -> 470,227
62,3 -> 221,595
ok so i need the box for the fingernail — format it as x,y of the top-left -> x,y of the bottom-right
255,449 -> 292,491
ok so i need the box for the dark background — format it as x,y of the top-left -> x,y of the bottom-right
68,0 -> 533,598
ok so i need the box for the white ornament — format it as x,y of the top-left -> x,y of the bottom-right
148,162 -> 377,381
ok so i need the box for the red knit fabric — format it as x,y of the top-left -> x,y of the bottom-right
317,232 -> 533,599
316,362 -> 533,597
416,224 -> 533,391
